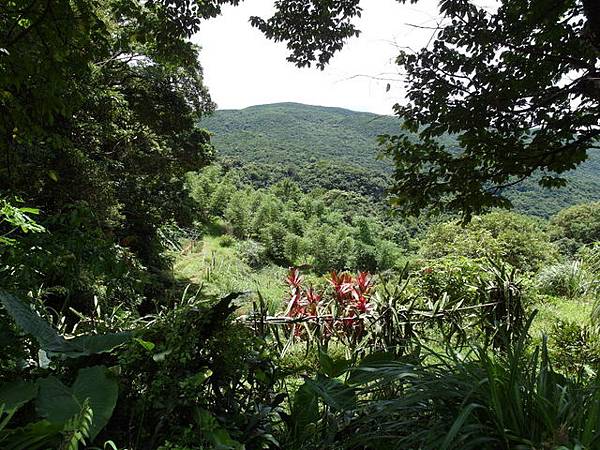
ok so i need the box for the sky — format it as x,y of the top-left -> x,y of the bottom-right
192,0 -> 443,115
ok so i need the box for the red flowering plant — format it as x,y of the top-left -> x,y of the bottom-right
281,267 -> 375,345
328,270 -> 374,343
282,268 -> 325,338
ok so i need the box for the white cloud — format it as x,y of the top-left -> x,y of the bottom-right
193,0 -> 442,114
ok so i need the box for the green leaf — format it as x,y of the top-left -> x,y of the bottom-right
0,381 -> 37,411
68,333 -> 131,355
47,170 -> 59,182
17,207 -> 39,215
0,290 -> 130,357
289,381 -> 319,442
0,419 -> 62,450
318,350 -> 349,378
193,408 -> 244,450
305,375 -> 356,412
36,366 -> 118,440
133,338 -> 155,351
0,290 -> 74,355
61,398 -> 93,450
440,403 -> 481,450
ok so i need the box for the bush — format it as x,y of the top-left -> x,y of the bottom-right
536,261 -> 595,299
415,256 -> 484,304
218,234 -> 236,247
374,239 -> 402,271
236,239 -> 269,269
0,205 -> 148,317
116,294 -> 282,449
419,210 -> 558,272
549,320 -> 600,375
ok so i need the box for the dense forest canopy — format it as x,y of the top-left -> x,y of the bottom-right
1,0 -> 220,283
1,0 -> 600,449
202,102 -> 600,218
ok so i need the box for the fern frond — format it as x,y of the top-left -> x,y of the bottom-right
59,398 -> 93,450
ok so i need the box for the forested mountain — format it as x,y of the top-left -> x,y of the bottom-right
200,102 -> 398,171
201,102 -> 600,217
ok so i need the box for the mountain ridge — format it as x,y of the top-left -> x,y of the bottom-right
215,101 -> 395,116
200,102 -> 600,217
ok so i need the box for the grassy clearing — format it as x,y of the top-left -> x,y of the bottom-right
173,228 -> 596,336
530,294 -> 595,346
173,234 -> 288,314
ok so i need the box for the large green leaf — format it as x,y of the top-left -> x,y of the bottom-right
36,366 -> 118,440
305,375 -> 356,412
289,381 -> 319,443
68,332 -> 132,355
0,290 -> 131,357
0,381 -> 37,411
318,350 -> 350,378
0,420 -> 62,450
0,290 -> 73,354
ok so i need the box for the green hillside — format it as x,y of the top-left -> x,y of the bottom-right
201,102 -> 600,217
200,102 -> 400,171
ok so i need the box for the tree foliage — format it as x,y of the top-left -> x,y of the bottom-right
419,210 -> 558,271
250,1 -> 600,217
0,0 -> 222,304
550,201 -> 600,253
383,0 -> 600,217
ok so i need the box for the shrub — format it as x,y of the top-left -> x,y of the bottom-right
352,242 -> 379,272
419,210 -> 558,272
236,239 -> 269,269
415,256 -> 483,304
282,268 -> 375,347
0,205 -> 148,316
116,293 -> 282,449
218,234 -> 236,247
549,320 -> 600,376
374,239 -> 402,271
536,261 -> 596,299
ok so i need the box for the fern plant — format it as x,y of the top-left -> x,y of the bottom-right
60,399 -> 93,450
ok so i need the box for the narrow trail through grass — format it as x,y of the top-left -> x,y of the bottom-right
173,232 -> 287,314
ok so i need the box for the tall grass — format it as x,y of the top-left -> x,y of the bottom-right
537,261 -> 596,299
339,331 -> 600,449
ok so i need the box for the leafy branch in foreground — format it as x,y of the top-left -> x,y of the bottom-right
249,0 -> 600,218
0,290 -> 131,359
0,198 -> 45,246
382,0 -> 600,218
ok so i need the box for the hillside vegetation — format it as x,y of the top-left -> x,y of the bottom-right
200,102 -> 399,171
3,1 -> 600,449
202,103 -> 600,217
